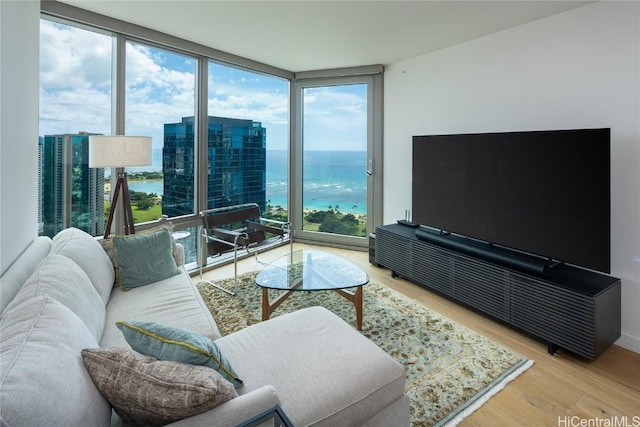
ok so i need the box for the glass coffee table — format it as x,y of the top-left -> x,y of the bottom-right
255,249 -> 369,330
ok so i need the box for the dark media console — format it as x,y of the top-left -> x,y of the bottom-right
375,224 -> 621,360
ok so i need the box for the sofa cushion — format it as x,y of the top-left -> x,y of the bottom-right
101,224 -> 183,287
216,306 -> 407,426
113,227 -> 180,290
4,254 -> 106,341
117,320 -> 243,388
81,347 -> 238,426
100,270 -> 222,348
0,296 -> 111,427
52,227 -> 115,305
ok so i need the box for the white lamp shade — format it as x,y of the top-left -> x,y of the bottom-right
89,135 -> 152,168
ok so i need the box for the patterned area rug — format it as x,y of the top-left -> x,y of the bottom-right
196,272 -> 532,426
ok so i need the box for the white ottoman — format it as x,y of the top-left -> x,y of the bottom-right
216,306 -> 410,426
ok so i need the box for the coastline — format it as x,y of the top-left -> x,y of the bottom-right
269,205 -> 367,221
124,180 -> 367,218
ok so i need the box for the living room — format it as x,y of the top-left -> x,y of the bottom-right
1,0 -> 639,425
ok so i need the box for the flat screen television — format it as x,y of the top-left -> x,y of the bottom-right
412,128 -> 611,274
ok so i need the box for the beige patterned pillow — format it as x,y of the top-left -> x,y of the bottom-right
81,348 -> 237,426
100,224 -> 183,286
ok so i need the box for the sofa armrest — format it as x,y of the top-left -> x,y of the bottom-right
166,385 -> 281,427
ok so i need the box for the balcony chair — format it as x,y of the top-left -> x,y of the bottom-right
199,203 -> 291,295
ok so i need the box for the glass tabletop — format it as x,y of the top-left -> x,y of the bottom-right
255,249 -> 369,291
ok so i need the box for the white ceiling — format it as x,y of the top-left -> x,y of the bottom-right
59,1 -> 593,73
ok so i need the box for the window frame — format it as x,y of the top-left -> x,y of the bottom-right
41,2 -> 292,226
291,71 -> 384,249
40,2 -> 384,268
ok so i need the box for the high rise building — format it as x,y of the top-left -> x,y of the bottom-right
162,116 -> 267,217
40,132 -> 105,237
38,137 -> 44,234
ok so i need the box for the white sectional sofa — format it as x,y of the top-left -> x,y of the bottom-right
0,227 -> 409,426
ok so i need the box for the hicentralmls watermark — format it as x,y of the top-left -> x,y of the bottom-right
558,416 -> 640,427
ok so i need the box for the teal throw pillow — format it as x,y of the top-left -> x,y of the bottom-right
113,228 -> 180,290
116,320 -> 243,388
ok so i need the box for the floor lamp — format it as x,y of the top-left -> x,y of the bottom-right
89,135 -> 152,239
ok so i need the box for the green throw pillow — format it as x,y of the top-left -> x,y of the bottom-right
116,320 -> 243,388
113,228 -> 180,290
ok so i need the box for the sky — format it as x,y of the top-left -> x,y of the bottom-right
39,19 -> 367,152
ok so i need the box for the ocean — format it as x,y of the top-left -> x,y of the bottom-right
127,150 -> 367,215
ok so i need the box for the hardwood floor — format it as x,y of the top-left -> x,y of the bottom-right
196,242 -> 640,426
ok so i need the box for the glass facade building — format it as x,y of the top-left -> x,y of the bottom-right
38,137 -> 44,234
40,133 -> 105,237
163,116 -> 267,217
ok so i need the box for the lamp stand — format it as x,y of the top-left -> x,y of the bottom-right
104,172 -> 136,239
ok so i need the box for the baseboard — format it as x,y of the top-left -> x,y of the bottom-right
615,333 -> 640,354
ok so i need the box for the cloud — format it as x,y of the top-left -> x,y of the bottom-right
40,85 -> 112,135
304,86 -> 367,129
40,19 -> 290,149
302,86 -> 367,150
208,89 -> 289,124
39,20 -> 112,136
39,18 -> 367,152
40,20 -> 112,91
207,67 -> 289,126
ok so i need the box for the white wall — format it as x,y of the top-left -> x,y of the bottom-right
384,1 -> 640,353
0,1 -> 40,274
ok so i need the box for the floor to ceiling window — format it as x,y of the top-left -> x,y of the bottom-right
124,41 -> 197,261
39,3 -> 381,270
206,62 -> 289,219
125,41 -> 196,221
38,19 -> 112,238
39,7 -> 293,269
